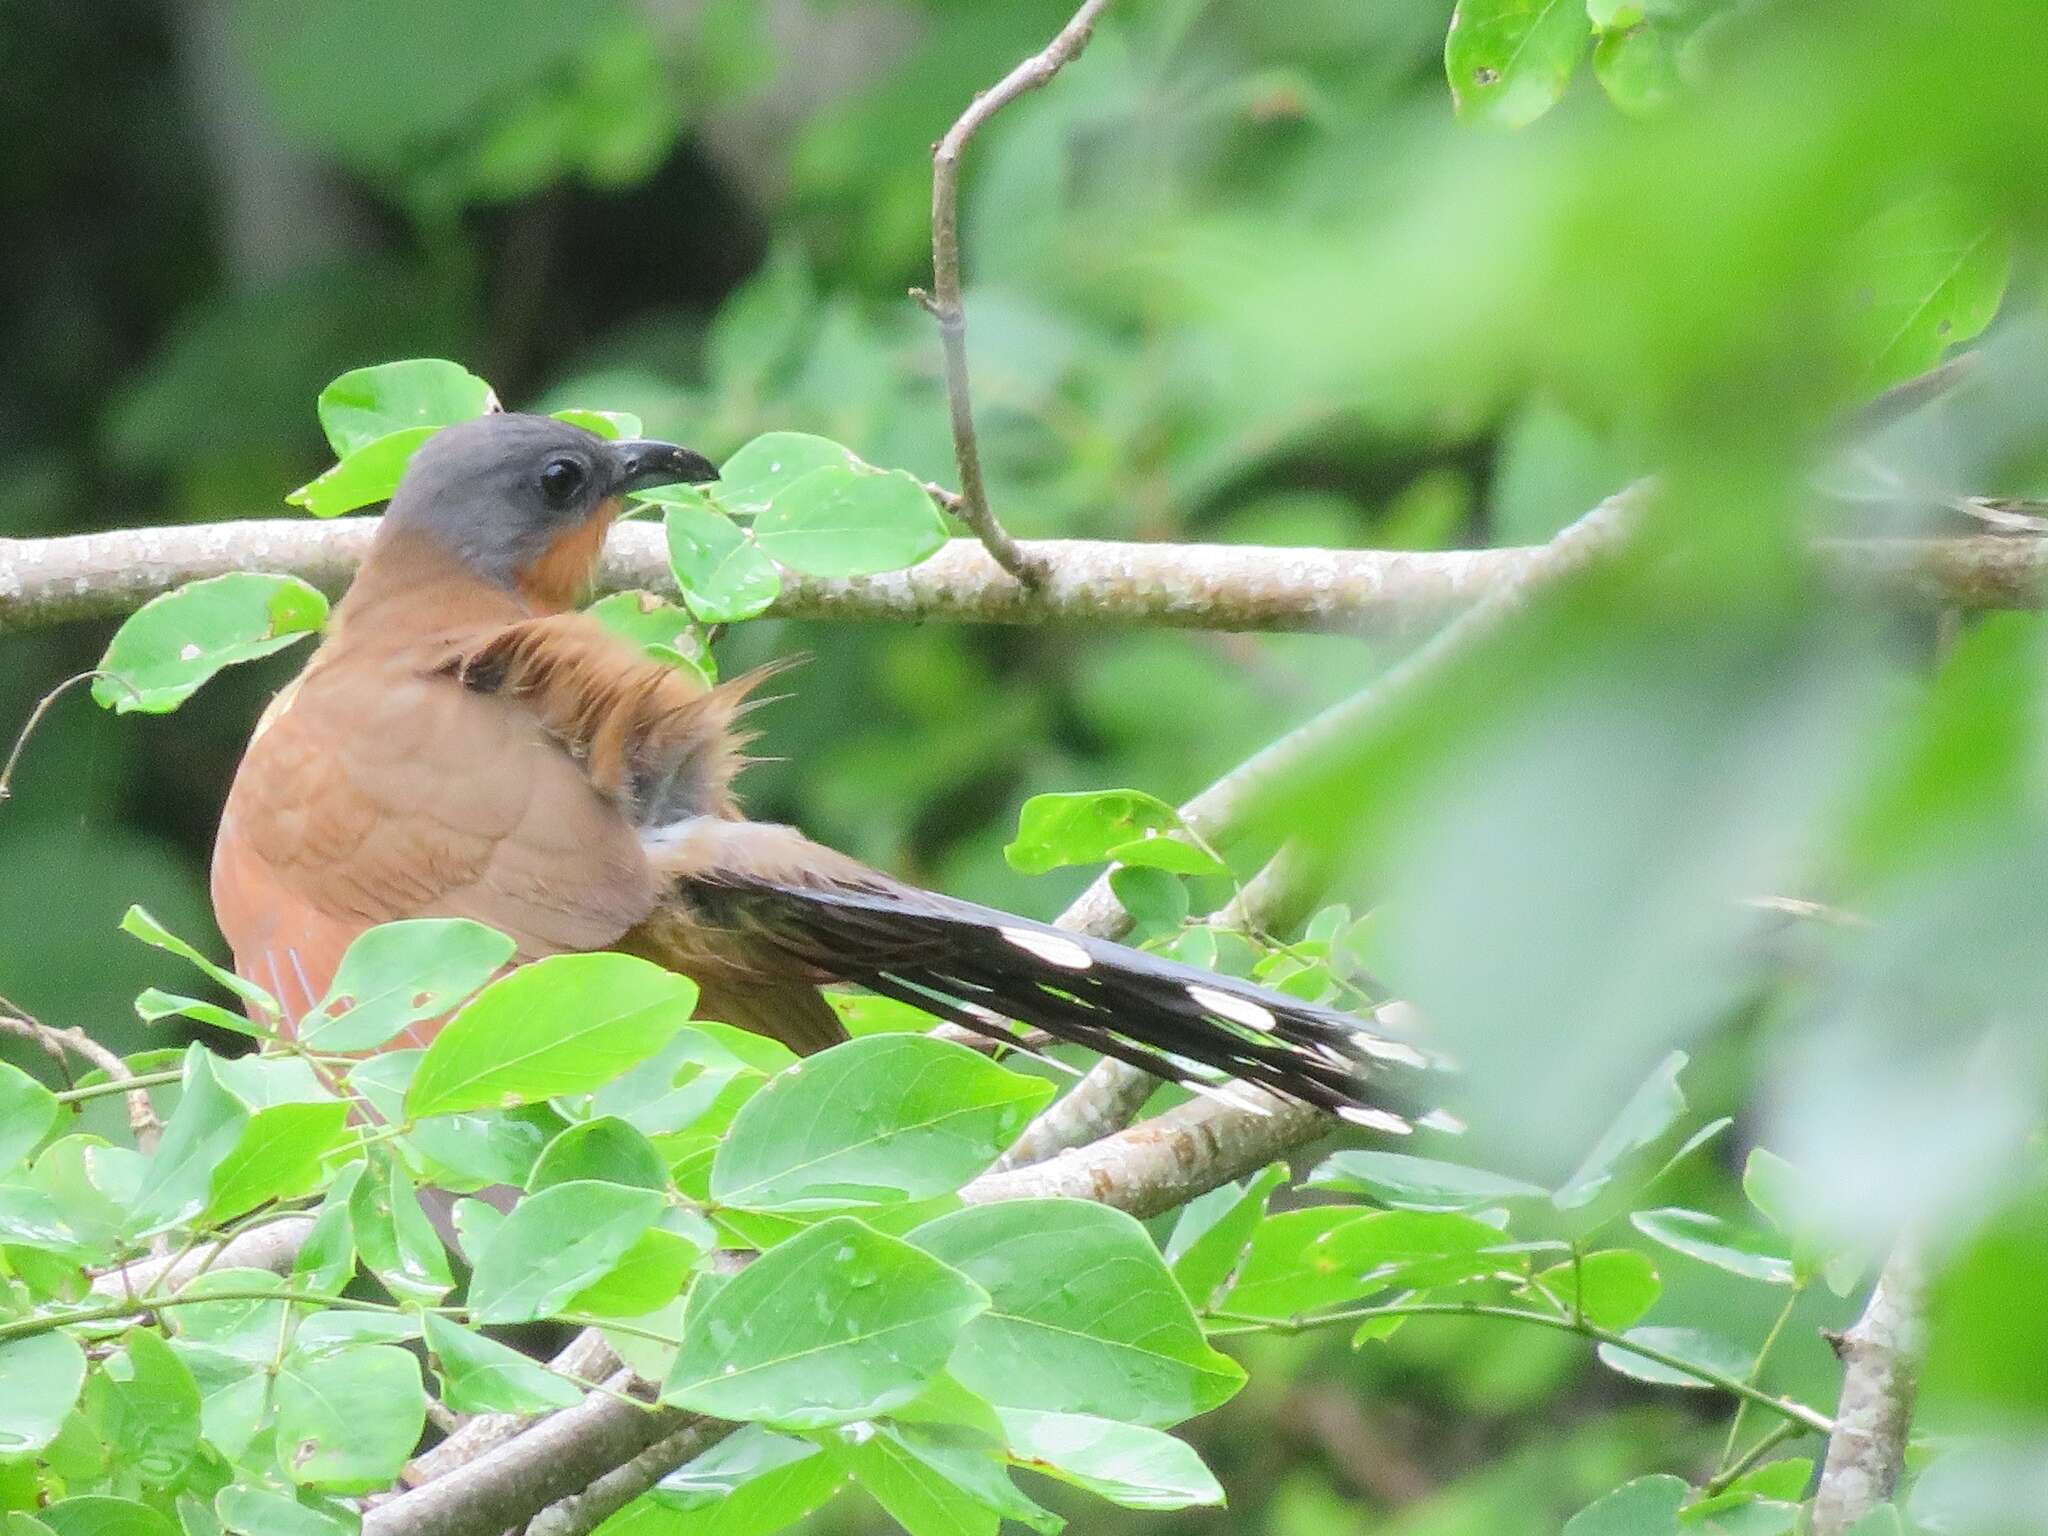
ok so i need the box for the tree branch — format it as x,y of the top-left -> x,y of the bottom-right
1811,1240 -> 1930,1534
917,0 -> 1118,586
1,519 -> 2042,639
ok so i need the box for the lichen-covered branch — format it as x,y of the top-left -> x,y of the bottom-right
1811,1241 -> 1930,1534
3,518 -> 2041,640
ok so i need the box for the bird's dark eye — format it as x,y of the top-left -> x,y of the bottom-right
538,456 -> 588,510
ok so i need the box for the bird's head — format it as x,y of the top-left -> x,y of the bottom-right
383,413 -> 718,611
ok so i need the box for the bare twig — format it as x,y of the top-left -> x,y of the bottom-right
1,671 -> 136,804
917,0 -> 1118,587
2,521 -> 2043,640
0,1008 -> 162,1154
522,1418 -> 739,1536
1811,1240 -> 1930,1534
90,1213 -> 316,1298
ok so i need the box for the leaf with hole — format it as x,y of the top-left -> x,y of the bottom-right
94,574 -> 328,714
299,918 -> 514,1052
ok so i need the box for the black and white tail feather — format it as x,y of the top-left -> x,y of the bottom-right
675,866 -> 1458,1135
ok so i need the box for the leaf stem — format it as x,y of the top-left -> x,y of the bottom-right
55,1067 -> 185,1104
1716,1283 -> 1807,1475
1701,1418 -> 1805,1498
1204,1300 -> 1835,1434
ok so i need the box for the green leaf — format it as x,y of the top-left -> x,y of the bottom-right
468,1179 -> 667,1323
1844,192 -> 2011,392
274,1344 -> 425,1492
530,1116 -> 671,1193
553,407 -> 643,441
0,1332 -> 87,1455
564,1213 -> 711,1318
833,1422 -> 1058,1536
315,358 -> 494,456
349,1159 -> 455,1304
1631,1207 -> 1796,1285
1105,835 -> 1228,878
0,1063 -> 59,1174
1843,1507 -> 1904,1536
1534,1249 -> 1661,1329
135,987 -> 261,1038
120,907 -> 278,1020
910,1201 -> 1243,1427
1166,1164 -> 1288,1310
663,503 -> 781,624
1224,1208 -> 1512,1319
406,953 -> 699,1118
35,1498 -> 175,1536
287,425 -> 438,516
102,1327 -> 201,1487
585,591 -> 715,685
351,1051 -> 560,1190
94,574 -> 328,714
711,1036 -> 1053,1210
1596,1325 -> 1753,1388
422,1314 -> 583,1414
662,1215 -> 987,1428
129,1046 -> 250,1234
162,1269 -> 291,1362
215,1485 -> 356,1536
206,1101 -> 351,1221
1306,1150 -> 1550,1212
1592,17 -> 1683,116
299,918 -> 515,1052
997,1409 -> 1225,1510
1563,1474 -> 1688,1536
1552,1051 -> 1690,1219
751,466 -> 948,578
1005,790 -> 1194,876
716,431 -> 860,515
648,1424 -> 844,1530
1446,0 -> 1593,129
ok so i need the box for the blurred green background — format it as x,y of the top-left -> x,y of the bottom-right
5,0 -> 2048,1530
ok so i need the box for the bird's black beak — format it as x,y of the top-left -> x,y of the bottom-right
610,439 -> 720,495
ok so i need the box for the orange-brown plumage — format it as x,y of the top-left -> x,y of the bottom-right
212,414 -> 1441,1123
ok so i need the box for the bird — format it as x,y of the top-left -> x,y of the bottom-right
210,413 -> 1442,1132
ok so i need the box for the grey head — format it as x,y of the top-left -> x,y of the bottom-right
383,412 -> 717,591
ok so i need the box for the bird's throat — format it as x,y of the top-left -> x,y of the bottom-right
516,497 -> 622,613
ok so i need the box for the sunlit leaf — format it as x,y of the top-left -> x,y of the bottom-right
662,503 -> 781,624
315,358 -> 494,456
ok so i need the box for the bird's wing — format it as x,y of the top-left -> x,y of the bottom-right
212,634 -> 659,1026
637,818 -> 1446,1128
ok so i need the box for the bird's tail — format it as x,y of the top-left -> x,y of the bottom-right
658,844 -> 1454,1133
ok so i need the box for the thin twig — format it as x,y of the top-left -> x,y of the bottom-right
1811,1239 -> 1929,1534
919,0 -> 1119,587
0,671 -> 137,804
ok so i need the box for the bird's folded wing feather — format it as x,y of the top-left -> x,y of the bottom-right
212,629 -> 662,1024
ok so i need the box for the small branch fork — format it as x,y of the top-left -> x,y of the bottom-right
912,0 -> 1119,587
